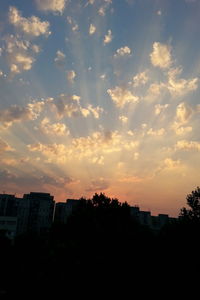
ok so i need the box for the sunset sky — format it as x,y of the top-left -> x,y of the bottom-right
0,0 -> 200,216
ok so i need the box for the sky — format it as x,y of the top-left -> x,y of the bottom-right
0,0 -> 200,216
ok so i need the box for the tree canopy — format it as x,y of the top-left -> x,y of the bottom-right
180,186 -> 200,222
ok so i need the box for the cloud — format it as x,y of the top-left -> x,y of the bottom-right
0,169 -> 17,183
119,115 -> 128,124
150,42 -> 172,69
3,35 -> 40,74
0,101 -> 44,128
36,0 -> 67,14
107,86 -> 139,108
1,158 -> 18,166
10,54 -> 34,74
163,158 -> 181,169
91,156 -> 105,165
154,104 -> 169,115
100,74 -> 106,80
114,46 -> 131,58
167,67 -> 198,97
0,139 -> 14,153
176,102 -> 193,124
98,0 -> 112,16
103,29 -> 113,45
145,82 -> 166,102
171,102 -> 194,136
28,130 -> 140,163
89,24 -> 96,35
50,94 -> 103,119
54,50 -> 66,67
39,118 -> 70,136
174,126 -> 192,136
88,0 -> 95,5
175,140 -> 200,151
147,128 -> 165,136
86,105 -> 104,119
118,175 -> 143,183
67,70 -> 76,83
127,130 -> 134,136
85,178 -> 109,192
132,70 -> 148,87
51,94 -> 81,118
9,6 -> 50,37
0,167 -> 73,189
67,16 -> 79,32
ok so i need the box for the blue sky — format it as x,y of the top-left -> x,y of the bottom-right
0,0 -> 200,216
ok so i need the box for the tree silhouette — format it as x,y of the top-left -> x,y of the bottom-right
180,186 -> 200,222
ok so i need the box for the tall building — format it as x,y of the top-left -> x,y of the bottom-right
0,192 -> 55,237
0,194 -> 21,240
0,216 -> 17,241
0,194 -> 18,217
23,192 -> 55,234
54,199 -> 80,224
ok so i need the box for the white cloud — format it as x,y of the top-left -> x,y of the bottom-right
0,101 -> 44,128
9,6 -> 50,37
176,102 -> 193,124
133,70 -> 148,87
91,156 -> 105,165
147,128 -> 165,136
103,30 -> 113,45
174,126 -> 192,136
0,139 -> 14,153
28,130 -> 140,163
67,70 -> 76,83
119,115 -> 128,124
114,46 -> 131,58
107,86 -> 139,108
67,16 -> 79,32
86,105 -> 104,119
150,42 -> 172,69
154,104 -> 169,115
127,130 -> 134,136
39,118 -> 70,136
31,44 -> 40,53
100,74 -> 106,80
163,158 -> 180,169
145,82 -> 166,102
98,0 -> 112,16
3,35 -> 40,74
175,140 -> 200,151
85,178 -> 109,192
51,94 -> 103,119
89,24 -> 96,35
11,54 -> 34,73
171,102 -> 194,135
36,0 -> 67,14
133,152 -> 139,160
54,50 -> 66,67
167,67 -> 198,97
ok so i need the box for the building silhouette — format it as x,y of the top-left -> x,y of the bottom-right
0,192 -> 55,238
54,199 -> 81,224
130,205 -> 176,231
23,192 -> 55,235
0,192 -> 177,240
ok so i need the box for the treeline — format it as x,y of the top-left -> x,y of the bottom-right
1,188 -> 200,296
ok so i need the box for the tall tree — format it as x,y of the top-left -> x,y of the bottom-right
180,186 -> 200,222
